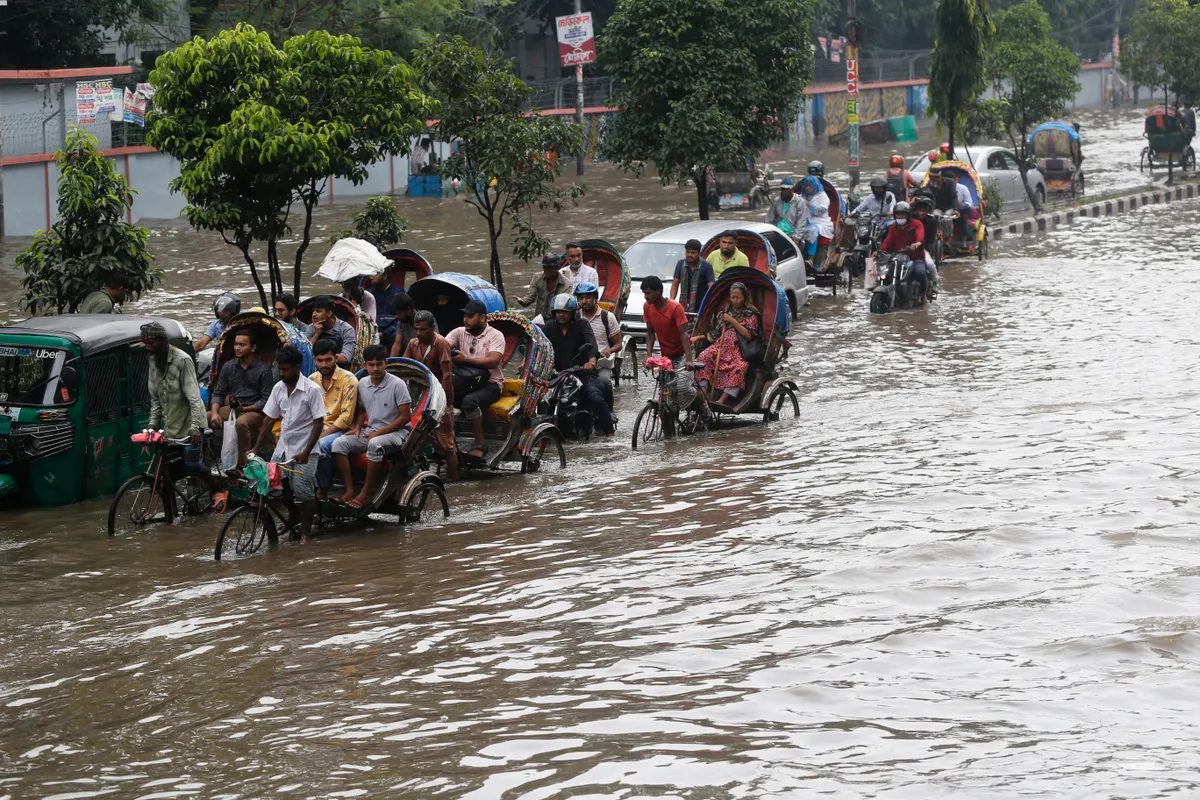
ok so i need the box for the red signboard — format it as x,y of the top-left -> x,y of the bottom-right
556,13 -> 597,67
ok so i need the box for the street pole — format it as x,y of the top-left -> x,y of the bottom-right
574,0 -> 585,176
845,0 -> 860,192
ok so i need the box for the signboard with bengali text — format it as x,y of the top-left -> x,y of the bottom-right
556,13 -> 597,67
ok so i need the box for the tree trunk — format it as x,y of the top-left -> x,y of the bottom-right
294,194 -> 316,300
1011,128 -> 1041,212
239,246 -> 268,309
267,239 -> 281,302
486,214 -> 506,300
1166,89 -> 1175,184
695,169 -> 710,221
947,119 -> 957,161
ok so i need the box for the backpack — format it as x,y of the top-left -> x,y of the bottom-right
885,169 -> 908,203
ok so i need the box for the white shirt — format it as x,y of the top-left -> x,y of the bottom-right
955,182 -> 973,206
263,377 -> 326,460
561,263 -> 600,288
803,190 -> 834,239
853,191 -> 895,219
356,291 -> 378,323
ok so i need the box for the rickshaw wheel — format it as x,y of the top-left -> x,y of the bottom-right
214,503 -> 276,561
522,431 -> 566,473
1141,148 -> 1150,172
403,479 -> 450,524
631,402 -> 663,450
108,474 -> 171,536
763,387 -> 800,423
977,232 -> 988,262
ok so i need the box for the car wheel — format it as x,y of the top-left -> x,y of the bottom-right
1036,185 -> 1046,208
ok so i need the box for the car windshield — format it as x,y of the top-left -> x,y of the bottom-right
623,242 -> 686,279
0,347 -> 71,406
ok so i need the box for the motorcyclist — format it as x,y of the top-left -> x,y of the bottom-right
195,292 -> 241,352
910,196 -> 940,288
540,294 -> 615,438
884,154 -> 916,202
851,176 -> 896,227
878,201 -> 930,303
806,160 -> 825,179
573,282 -> 621,413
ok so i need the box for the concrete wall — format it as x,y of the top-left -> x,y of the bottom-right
0,81 -> 118,158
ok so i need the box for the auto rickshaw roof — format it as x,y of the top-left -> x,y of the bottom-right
1,315 -> 191,356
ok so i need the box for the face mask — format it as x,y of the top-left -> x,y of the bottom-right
896,218 -> 909,227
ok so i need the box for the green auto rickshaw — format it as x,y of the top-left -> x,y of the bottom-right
0,315 -> 194,507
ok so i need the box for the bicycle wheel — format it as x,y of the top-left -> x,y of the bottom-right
213,502 -> 276,561
177,475 -> 215,516
631,402 -> 664,450
403,478 -> 450,524
522,430 -> 567,474
108,474 -> 171,536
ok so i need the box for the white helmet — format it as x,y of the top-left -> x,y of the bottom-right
551,293 -> 578,313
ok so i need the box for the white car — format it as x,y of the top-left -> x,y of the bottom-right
909,145 -> 1047,211
621,220 -> 810,341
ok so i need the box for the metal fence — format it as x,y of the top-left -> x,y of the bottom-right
525,76 -> 615,110
0,75 -> 150,159
812,49 -> 933,87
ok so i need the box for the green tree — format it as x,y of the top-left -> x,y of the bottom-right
148,24 -> 434,307
1120,0 -> 1200,180
0,0 -> 179,69
331,196 -> 408,248
413,35 -> 584,299
598,0 -> 813,220
17,128 -> 160,314
983,0 -> 1080,209
928,0 -> 993,159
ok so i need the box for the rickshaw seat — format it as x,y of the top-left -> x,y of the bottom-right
485,378 -> 524,421
350,453 -> 370,472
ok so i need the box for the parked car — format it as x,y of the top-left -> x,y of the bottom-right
909,145 -> 1046,211
620,220 -> 811,343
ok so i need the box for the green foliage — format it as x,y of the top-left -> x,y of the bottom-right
0,0 -> 176,69
963,98 -> 1006,145
17,128 -> 160,315
148,24 -> 434,306
929,0 -> 994,158
981,179 -> 1004,219
331,197 -> 408,248
1120,0 -> 1200,109
414,35 -> 585,299
597,0 -> 814,220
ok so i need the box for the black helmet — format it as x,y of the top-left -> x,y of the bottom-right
213,292 -> 241,318
807,160 -> 825,177
869,176 -> 887,193
912,195 -> 934,211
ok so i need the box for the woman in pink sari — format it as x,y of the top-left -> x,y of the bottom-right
691,282 -> 759,407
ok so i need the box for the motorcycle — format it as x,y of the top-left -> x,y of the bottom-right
869,250 -> 935,314
540,367 -> 594,441
843,214 -> 885,279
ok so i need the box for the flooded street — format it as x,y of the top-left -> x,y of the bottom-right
6,107 -> 1200,797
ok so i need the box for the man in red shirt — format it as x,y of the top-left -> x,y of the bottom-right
641,276 -> 698,414
878,201 -> 930,303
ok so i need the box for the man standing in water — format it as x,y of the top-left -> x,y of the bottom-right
78,272 -> 131,314
249,346 -> 325,542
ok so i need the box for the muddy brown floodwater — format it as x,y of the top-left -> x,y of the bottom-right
5,108 -> 1200,797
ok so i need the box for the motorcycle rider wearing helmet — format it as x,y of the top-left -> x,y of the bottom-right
195,292 -> 242,351
851,176 -> 896,225
878,201 -> 930,303
885,154 -> 916,202
573,282 -> 621,411
807,160 -> 825,179
540,293 -> 615,438
910,196 -> 940,287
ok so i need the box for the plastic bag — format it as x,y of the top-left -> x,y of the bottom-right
864,255 -> 878,290
220,409 -> 238,472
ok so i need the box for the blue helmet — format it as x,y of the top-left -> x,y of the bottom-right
551,293 -> 578,313
571,281 -> 599,297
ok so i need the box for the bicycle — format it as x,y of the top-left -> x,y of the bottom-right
213,462 -> 301,561
630,357 -> 709,450
107,431 -> 218,537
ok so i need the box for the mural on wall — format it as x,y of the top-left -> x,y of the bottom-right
819,87 -> 910,137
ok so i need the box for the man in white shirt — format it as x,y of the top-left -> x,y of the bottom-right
249,345 -> 325,542
560,241 -> 600,287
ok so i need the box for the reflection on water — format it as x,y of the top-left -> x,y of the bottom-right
4,108 -> 1200,796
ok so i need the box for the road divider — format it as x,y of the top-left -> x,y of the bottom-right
992,180 -> 1200,240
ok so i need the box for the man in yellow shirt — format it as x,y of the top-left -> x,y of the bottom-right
310,338 -> 359,493
709,230 -> 749,276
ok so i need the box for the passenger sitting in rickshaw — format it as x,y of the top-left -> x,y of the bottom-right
403,310 -> 459,481
879,201 -> 930,304
310,338 -> 359,495
929,170 -> 974,241
708,231 -> 750,278
542,293 -> 615,438
307,295 -> 357,368
766,177 -> 805,240
799,176 -> 834,269
574,282 -> 622,413
690,282 -> 760,408
248,345 -> 325,542
208,330 -> 274,469
446,300 -> 506,459
331,344 -> 412,509
561,241 -> 600,287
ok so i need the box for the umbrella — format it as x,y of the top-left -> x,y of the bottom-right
316,238 -> 392,283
